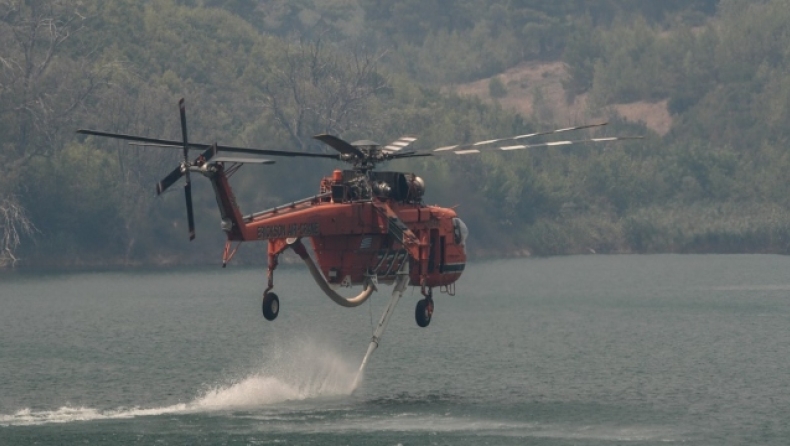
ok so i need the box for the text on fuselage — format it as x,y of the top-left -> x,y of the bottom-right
257,222 -> 320,240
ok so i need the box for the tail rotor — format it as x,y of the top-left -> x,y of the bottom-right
154,98 -> 208,241
79,97 -> 286,242
178,99 -> 196,241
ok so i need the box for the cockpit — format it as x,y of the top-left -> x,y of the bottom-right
452,217 -> 469,248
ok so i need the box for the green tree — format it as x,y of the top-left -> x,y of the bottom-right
0,0 -> 112,266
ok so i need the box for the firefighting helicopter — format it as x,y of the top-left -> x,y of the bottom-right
77,99 -> 641,328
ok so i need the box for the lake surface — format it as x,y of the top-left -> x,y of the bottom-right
1,255 -> 789,445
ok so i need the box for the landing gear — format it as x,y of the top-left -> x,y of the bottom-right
261,239 -> 289,322
415,284 -> 434,328
262,292 -> 279,321
415,297 -> 433,327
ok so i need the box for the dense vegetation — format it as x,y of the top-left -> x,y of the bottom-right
2,0 -> 790,268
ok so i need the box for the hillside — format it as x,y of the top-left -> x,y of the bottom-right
7,0 -> 790,268
453,61 -> 672,135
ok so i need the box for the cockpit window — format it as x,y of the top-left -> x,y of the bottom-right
452,218 -> 468,246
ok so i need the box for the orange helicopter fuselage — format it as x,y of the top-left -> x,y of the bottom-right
213,167 -> 467,289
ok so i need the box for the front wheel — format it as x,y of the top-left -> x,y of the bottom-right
415,299 -> 433,328
262,292 -> 280,321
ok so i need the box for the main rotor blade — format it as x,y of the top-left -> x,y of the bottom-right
212,156 -> 275,164
184,181 -> 195,241
432,122 -> 609,152
313,134 -> 365,158
382,135 -> 417,153
436,136 -> 644,155
76,129 -> 339,159
389,150 -> 434,160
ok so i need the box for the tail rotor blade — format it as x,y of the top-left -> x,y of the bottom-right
156,143 -> 216,195
184,181 -> 196,241
178,98 -> 196,240
157,165 -> 185,195
179,98 -> 189,160
179,98 -> 192,188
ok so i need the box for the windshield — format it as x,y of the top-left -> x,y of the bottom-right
452,217 -> 469,246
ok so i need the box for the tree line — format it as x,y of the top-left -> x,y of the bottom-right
3,0 -> 790,268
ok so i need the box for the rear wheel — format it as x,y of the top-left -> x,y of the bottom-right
262,292 -> 279,321
415,299 -> 433,327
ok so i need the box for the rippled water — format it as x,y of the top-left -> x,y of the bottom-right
2,255 -> 789,445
